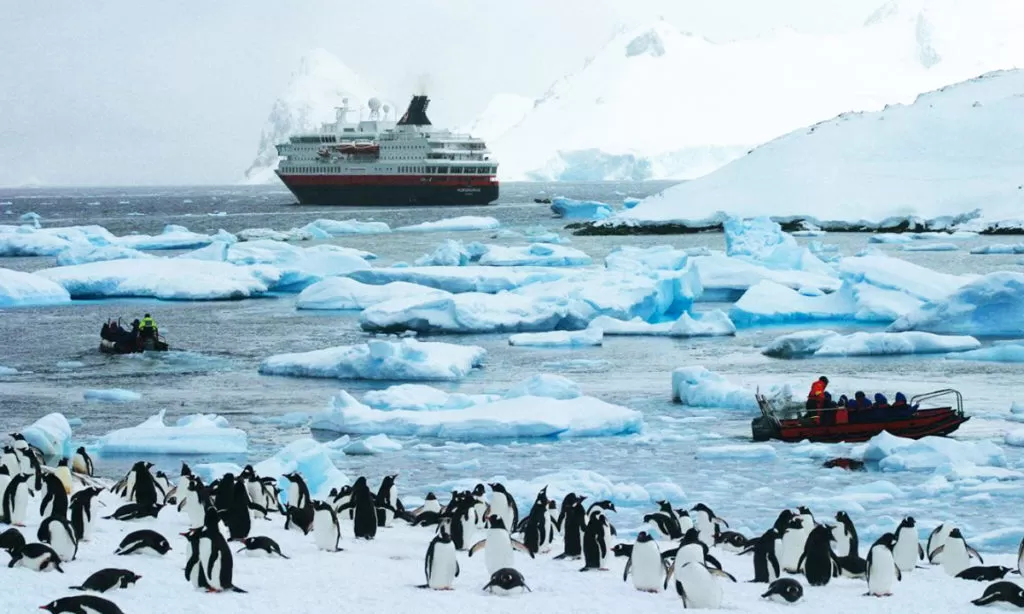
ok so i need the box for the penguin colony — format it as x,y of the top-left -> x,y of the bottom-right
3,434 -> 1024,612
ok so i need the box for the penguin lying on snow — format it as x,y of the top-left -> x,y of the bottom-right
0,527 -> 26,555
956,565 -> 1016,582
8,542 -> 65,572
114,529 -> 172,556
761,578 -> 804,603
70,568 -> 142,592
482,568 -> 531,594
104,503 -> 163,521
41,595 -> 125,614
236,536 -> 289,558
972,581 -> 1024,608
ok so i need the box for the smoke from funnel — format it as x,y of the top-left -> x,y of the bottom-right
415,73 -> 431,95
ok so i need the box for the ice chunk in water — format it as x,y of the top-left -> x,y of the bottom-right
0,267 -> 72,307
83,388 -> 142,403
20,413 -> 73,457
508,328 -> 604,347
96,409 -> 247,455
890,272 -> 1024,337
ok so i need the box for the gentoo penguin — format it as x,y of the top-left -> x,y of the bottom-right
235,535 -> 289,558
238,466 -> 266,519
546,499 -> 560,543
411,492 -> 441,519
866,533 -> 901,596
1,473 -> 32,525
128,461 -> 158,507
714,528 -> 751,553
692,503 -> 727,545
70,568 -> 142,592
622,531 -> 668,592
0,466 -> 10,505
183,528 -> 211,590
521,487 -> 551,555
0,527 -> 26,554
212,473 -> 237,520
580,510 -> 610,571
0,446 -> 18,477
956,565 -> 1015,581
72,446 -> 94,476
40,472 -> 70,518
259,476 -> 284,515
798,524 -> 837,586
448,494 -> 477,551
674,559 -> 736,609
313,500 -> 343,552
469,514 -> 532,575
38,516 -> 78,561
197,506 -> 246,593
835,553 -> 868,579
751,528 -> 781,583
104,502 -> 162,521
342,476 -> 377,540
971,581 -> 1024,608
330,484 -> 353,518
421,527 -> 459,589
488,482 -> 519,530
284,502 -> 314,535
832,511 -> 858,558
375,474 -> 401,527
927,522 -> 953,563
114,529 -> 172,556
644,500 -> 682,539
893,516 -> 924,572
179,476 -> 207,529
554,493 -> 587,560
780,517 -> 810,574
220,479 -> 252,541
283,472 -> 311,509
586,499 -> 617,548
8,542 -> 65,572
482,568 -> 531,594
933,528 -> 983,576
9,432 -> 29,450
670,529 -> 724,578
54,458 -> 74,495
761,578 -> 804,604
41,595 -> 125,614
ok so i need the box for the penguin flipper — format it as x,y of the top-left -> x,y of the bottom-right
929,544 -> 945,562
511,539 -> 535,558
967,545 -> 984,563
917,543 -> 924,560
706,553 -> 723,570
609,523 -> 617,536
468,540 -> 486,556
710,568 -> 738,583
622,558 -> 632,582
972,593 -> 1000,606
895,564 -> 902,582
796,553 -> 806,573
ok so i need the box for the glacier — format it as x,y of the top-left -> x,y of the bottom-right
96,409 -> 247,455
0,267 -> 72,307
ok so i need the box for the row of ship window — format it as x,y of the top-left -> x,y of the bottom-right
286,166 -> 495,174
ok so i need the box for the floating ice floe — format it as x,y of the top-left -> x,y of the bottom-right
523,228 -> 570,244
116,224 -> 236,250
0,267 -> 72,307
396,216 -> 500,232
296,278 -> 450,310
310,389 -> 642,440
839,254 -> 972,303
691,253 -> 840,301
37,259 -> 280,300
362,384 -> 498,411
729,281 -> 865,325
259,338 -> 486,381
20,412 -> 73,457
83,388 -> 142,403
477,243 -> 592,267
859,431 -> 1006,473
55,243 -> 154,266
0,365 -> 17,376
672,366 -> 791,411
236,227 -> 319,242
96,410 -> 247,455
19,211 -> 41,227
763,330 -> 980,358
0,224 -> 119,257
947,341 -> 1024,363
901,242 -> 959,252
696,444 -> 777,461
253,438 -> 351,500
890,271 -> 1024,337
550,197 -> 613,220
348,266 -> 564,293
588,310 -> 736,337
604,245 -> 696,272
970,243 -> 1024,255
508,328 -> 604,347
301,218 -> 391,236
342,434 -> 403,455
413,240 -> 487,266
504,374 -> 583,400
869,233 -> 914,244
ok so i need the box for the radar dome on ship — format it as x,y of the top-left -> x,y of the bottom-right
368,97 -> 382,112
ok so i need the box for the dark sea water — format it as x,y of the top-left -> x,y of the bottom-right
1,182 -> 1022,548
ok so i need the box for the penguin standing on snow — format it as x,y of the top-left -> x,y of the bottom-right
832,511 -> 858,558
330,485 -> 353,518
179,476 -> 208,529
421,526 -> 459,590
798,524 -> 837,586
40,472 -> 70,519
751,527 -> 781,583
622,531 -> 669,592
183,528 -> 211,591
38,515 -> 78,561
235,536 -> 289,558
892,516 -> 924,572
554,493 -> 587,560
866,533 -> 901,597
2,473 -> 32,526
521,487 -> 551,555
41,596 -> 125,614
488,483 -> 519,531
579,510 -> 610,572
212,473 -> 237,521
114,529 -> 172,556
674,555 -> 736,609
469,514 -> 532,575
196,507 -> 246,593
692,503 -> 727,546
128,461 -> 158,507
971,581 -> 1024,608
284,503 -> 314,535
72,446 -> 94,476
283,472 -> 311,510
220,479 -> 252,541
482,568 -> 531,594
780,516 -> 810,574
375,474 -> 401,527
643,500 -> 682,539
54,458 -> 74,495
313,500 -> 342,552
927,522 -> 953,563
69,487 -> 101,542
761,578 -> 804,604
932,528 -> 983,576
70,568 -> 142,592
341,476 -> 378,540
0,446 -> 18,477
8,542 -> 65,572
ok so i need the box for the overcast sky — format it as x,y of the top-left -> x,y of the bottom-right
0,0 -> 881,187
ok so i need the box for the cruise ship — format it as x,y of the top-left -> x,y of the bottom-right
275,95 -> 499,206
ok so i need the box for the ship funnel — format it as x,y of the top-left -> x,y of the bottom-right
397,95 -> 431,126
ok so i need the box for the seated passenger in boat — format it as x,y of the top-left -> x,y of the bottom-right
874,393 -> 890,409
891,392 -> 915,417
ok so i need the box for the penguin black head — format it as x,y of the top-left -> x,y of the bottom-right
797,506 -> 813,516
546,500 -> 556,511
0,527 -> 26,553
425,492 -> 437,501
9,433 -> 24,441
352,476 -> 368,489
0,466 -> 8,476
947,528 -> 963,539
57,458 -> 68,467
636,531 -> 653,543
762,578 -> 804,603
835,511 -> 850,523
786,517 -> 804,531
692,503 -> 714,515
681,528 -> 701,545
121,571 -> 143,587
612,543 -> 633,557
489,482 -> 507,494
180,462 -> 192,477
874,532 -> 897,549
656,500 -> 673,512
472,483 -> 486,497
487,514 -> 506,530
592,500 -> 617,513
900,516 -> 916,528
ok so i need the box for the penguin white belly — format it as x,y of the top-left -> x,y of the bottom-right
49,525 -> 77,562
17,453 -> 32,475
17,553 -> 54,572
832,526 -> 850,558
54,466 -> 73,495
201,539 -> 224,590
183,493 -> 205,529
314,513 -> 340,551
678,515 -> 694,534
428,542 -> 458,589
941,541 -> 971,576
0,454 -> 18,477
868,547 -> 897,595
676,564 -> 722,609
484,530 -> 514,574
490,497 -> 510,526
893,533 -> 919,571
631,544 -> 665,592
10,484 -> 29,525
781,530 -> 808,572
72,453 -> 89,475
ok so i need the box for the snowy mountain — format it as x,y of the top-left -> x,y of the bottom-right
491,1 -> 1024,182
606,69 -> 1024,228
244,49 -> 380,185
457,93 -> 535,141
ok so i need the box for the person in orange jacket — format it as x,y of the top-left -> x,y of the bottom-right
806,376 -> 829,410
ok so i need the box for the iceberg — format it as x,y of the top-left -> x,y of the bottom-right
37,259 -> 281,300
477,243 -> 592,267
347,266 -> 564,294
361,292 -> 577,334
588,310 -> 736,337
838,254 -> 972,303
901,242 -> 959,252
83,388 -> 142,403
550,197 -> 613,220
296,278 -> 450,310
362,384 -> 497,411
396,216 -> 500,232
724,216 -> 796,261
691,253 -> 840,300
672,366 -> 791,411
948,342 -> 1024,363
970,243 -> 1024,255
259,338 -> 486,381
762,330 -> 840,358
889,272 -> 1024,337
55,244 -> 154,266
20,413 -> 73,457
811,331 -> 980,357
1005,430 -> 1024,447
730,281 -> 858,326
19,211 -> 41,227
96,409 -> 247,455
0,267 -> 72,307
302,218 -> 391,236
253,438 -> 350,500
869,233 -> 915,244
236,227 -> 314,242
508,328 -> 604,348
116,224 -> 235,251
860,431 -> 1005,473
310,390 -> 643,440
0,365 -> 17,376
342,434 -> 403,455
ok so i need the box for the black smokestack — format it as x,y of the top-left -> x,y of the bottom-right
398,96 -> 431,126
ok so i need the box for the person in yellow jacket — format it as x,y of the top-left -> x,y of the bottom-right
139,313 -> 158,340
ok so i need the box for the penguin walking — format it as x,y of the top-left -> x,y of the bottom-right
313,500 -> 343,552
482,568 -> 531,594
8,542 -> 65,572
41,595 -> 125,614
2,473 -> 32,526
623,531 -> 668,592
798,524 -> 837,586
488,483 -> 519,531
643,500 -> 682,539
38,516 -> 78,561
761,578 -> 803,604
54,458 -> 74,495
932,528 -> 983,576
832,511 -> 858,558
470,515 -> 532,575
375,474 -> 401,527
104,503 -> 162,521
236,536 -> 289,558
893,516 -> 924,572
70,568 -> 142,592
114,529 -> 172,556
927,522 -> 953,563
340,476 -> 377,540
971,581 -> 1024,608
554,493 -> 587,560
751,528 -> 781,583
183,528 -> 211,591
71,447 -> 94,476
40,472 -> 70,518
196,507 -> 246,593
866,533 -> 901,596
521,487 -> 551,555
421,527 -> 459,590
579,510 -> 610,571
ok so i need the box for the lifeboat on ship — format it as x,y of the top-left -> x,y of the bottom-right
751,388 -> 968,443
337,141 -> 380,155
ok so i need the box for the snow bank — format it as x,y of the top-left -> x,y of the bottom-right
550,197 -> 613,220
296,278 -> 449,310
83,388 -> 142,403
672,366 -> 790,411
949,342 -> 1024,363
311,390 -> 642,440
55,244 -> 154,266
362,384 -> 497,411
588,310 -> 736,337
861,432 -> 1006,473
96,409 -> 247,455
342,434 -> 403,455
348,266 -> 564,294
890,272 -> 1024,336
116,224 -> 236,250
508,328 -> 603,347
259,338 -> 486,381
0,267 -> 72,307
477,243 -> 592,267
504,374 -> 583,400
396,216 -> 500,232
20,413 -> 73,457
37,259 -> 281,300
254,438 -> 350,500
302,219 -> 391,236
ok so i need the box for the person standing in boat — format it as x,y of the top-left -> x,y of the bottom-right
806,376 -> 829,410
139,313 -> 158,341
